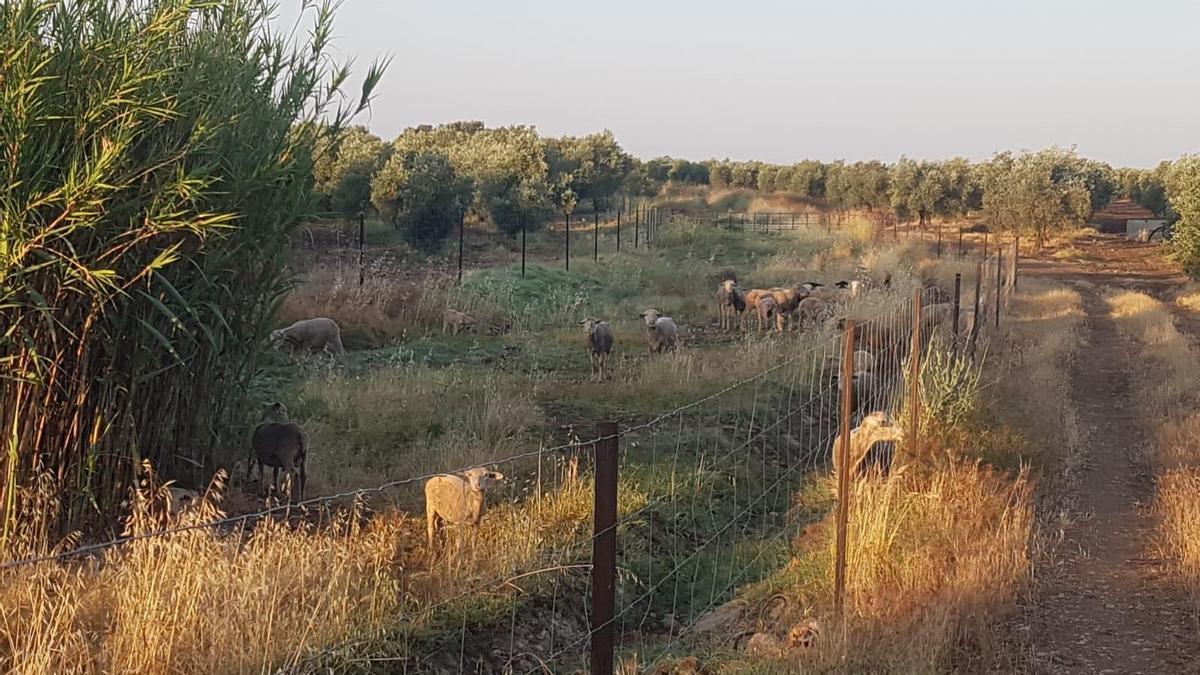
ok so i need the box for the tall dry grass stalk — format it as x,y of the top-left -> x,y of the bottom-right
1105,289 -> 1200,600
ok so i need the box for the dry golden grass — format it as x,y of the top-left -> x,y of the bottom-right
0,463 -> 645,674
0,475 -> 405,675
1104,288 -> 1200,601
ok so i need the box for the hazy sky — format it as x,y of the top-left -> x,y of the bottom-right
281,0 -> 1199,168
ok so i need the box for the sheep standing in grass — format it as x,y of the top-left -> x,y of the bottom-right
836,350 -> 878,408
640,309 -> 678,354
271,317 -> 345,355
793,297 -> 828,330
716,280 -> 747,330
581,317 -> 615,381
755,294 -> 780,332
442,309 -> 477,336
767,286 -> 808,331
249,402 -> 307,502
425,467 -> 505,547
831,411 -> 906,481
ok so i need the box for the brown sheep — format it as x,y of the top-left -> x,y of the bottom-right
248,402 -> 307,502
793,296 -> 828,330
442,309 -> 477,336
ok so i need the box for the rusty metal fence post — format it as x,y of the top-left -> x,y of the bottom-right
909,289 -> 923,461
996,251 -> 1003,329
958,228 -> 964,257
590,421 -> 618,675
457,212 -> 465,285
358,211 -> 366,288
952,273 -> 962,358
834,321 -> 856,617
634,206 -> 640,249
969,262 -> 983,362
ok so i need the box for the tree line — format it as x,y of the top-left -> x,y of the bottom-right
317,126 -> 1186,254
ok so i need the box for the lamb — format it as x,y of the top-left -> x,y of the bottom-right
270,317 -> 345,355
716,280 -> 747,330
248,402 -> 307,502
831,411 -> 906,481
425,467 -> 505,547
640,309 -> 679,354
442,308 -> 477,336
581,317 -> 615,381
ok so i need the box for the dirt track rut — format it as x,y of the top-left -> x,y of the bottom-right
1022,236 -> 1199,674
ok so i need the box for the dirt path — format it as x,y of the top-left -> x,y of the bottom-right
1021,235 -> 1200,674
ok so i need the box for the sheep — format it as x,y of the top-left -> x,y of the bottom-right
835,350 -> 879,408
581,317 -> 614,381
640,309 -> 679,354
793,296 -> 828,330
716,280 -> 747,330
767,286 -> 808,330
248,402 -> 307,502
270,317 -> 345,355
831,411 -> 906,481
756,294 -> 779,332
425,467 -> 505,547
442,308 -> 477,336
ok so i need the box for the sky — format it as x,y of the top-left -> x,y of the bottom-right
279,0 -> 1200,168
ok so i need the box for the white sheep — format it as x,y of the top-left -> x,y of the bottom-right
831,411 -> 906,481
425,467 -> 505,547
270,317 -> 345,355
581,317 -> 615,381
640,309 -> 678,354
715,280 -> 747,330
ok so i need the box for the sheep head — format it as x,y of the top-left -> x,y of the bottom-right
580,317 -> 598,334
463,467 -> 504,492
801,281 -> 824,291
858,411 -> 905,443
720,279 -> 737,294
640,309 -> 662,328
262,401 -> 289,422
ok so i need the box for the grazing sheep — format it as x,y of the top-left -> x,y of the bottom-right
640,309 -> 679,354
767,286 -> 808,330
425,467 -> 505,547
581,317 -> 615,381
165,486 -> 200,517
756,294 -> 780,332
716,280 -> 747,330
794,296 -> 828,329
831,411 -> 906,481
270,317 -> 345,355
248,403 -> 307,502
442,308 -> 477,336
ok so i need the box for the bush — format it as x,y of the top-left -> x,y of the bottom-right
0,0 -> 383,534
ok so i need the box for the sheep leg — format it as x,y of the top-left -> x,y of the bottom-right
297,458 -> 306,501
272,466 -> 280,498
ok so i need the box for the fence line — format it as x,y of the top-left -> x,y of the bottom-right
4,239 -> 1017,673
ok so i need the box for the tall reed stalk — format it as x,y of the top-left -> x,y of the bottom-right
0,0 -> 385,546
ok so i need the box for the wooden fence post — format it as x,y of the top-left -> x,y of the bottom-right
616,210 -> 621,253
958,228 -> 964,257
590,421 -> 618,675
969,262 -> 983,362
834,321 -> 855,617
634,207 -> 640,249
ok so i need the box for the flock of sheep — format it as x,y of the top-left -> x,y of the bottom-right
249,263 -> 959,550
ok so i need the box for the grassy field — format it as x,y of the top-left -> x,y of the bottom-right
0,215 -> 1061,674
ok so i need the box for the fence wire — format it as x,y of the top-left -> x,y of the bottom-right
2,238 -> 1016,674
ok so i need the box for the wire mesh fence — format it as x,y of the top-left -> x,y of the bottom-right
1,237 -> 1017,672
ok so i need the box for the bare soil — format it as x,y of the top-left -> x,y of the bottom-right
1019,235 -> 1200,674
